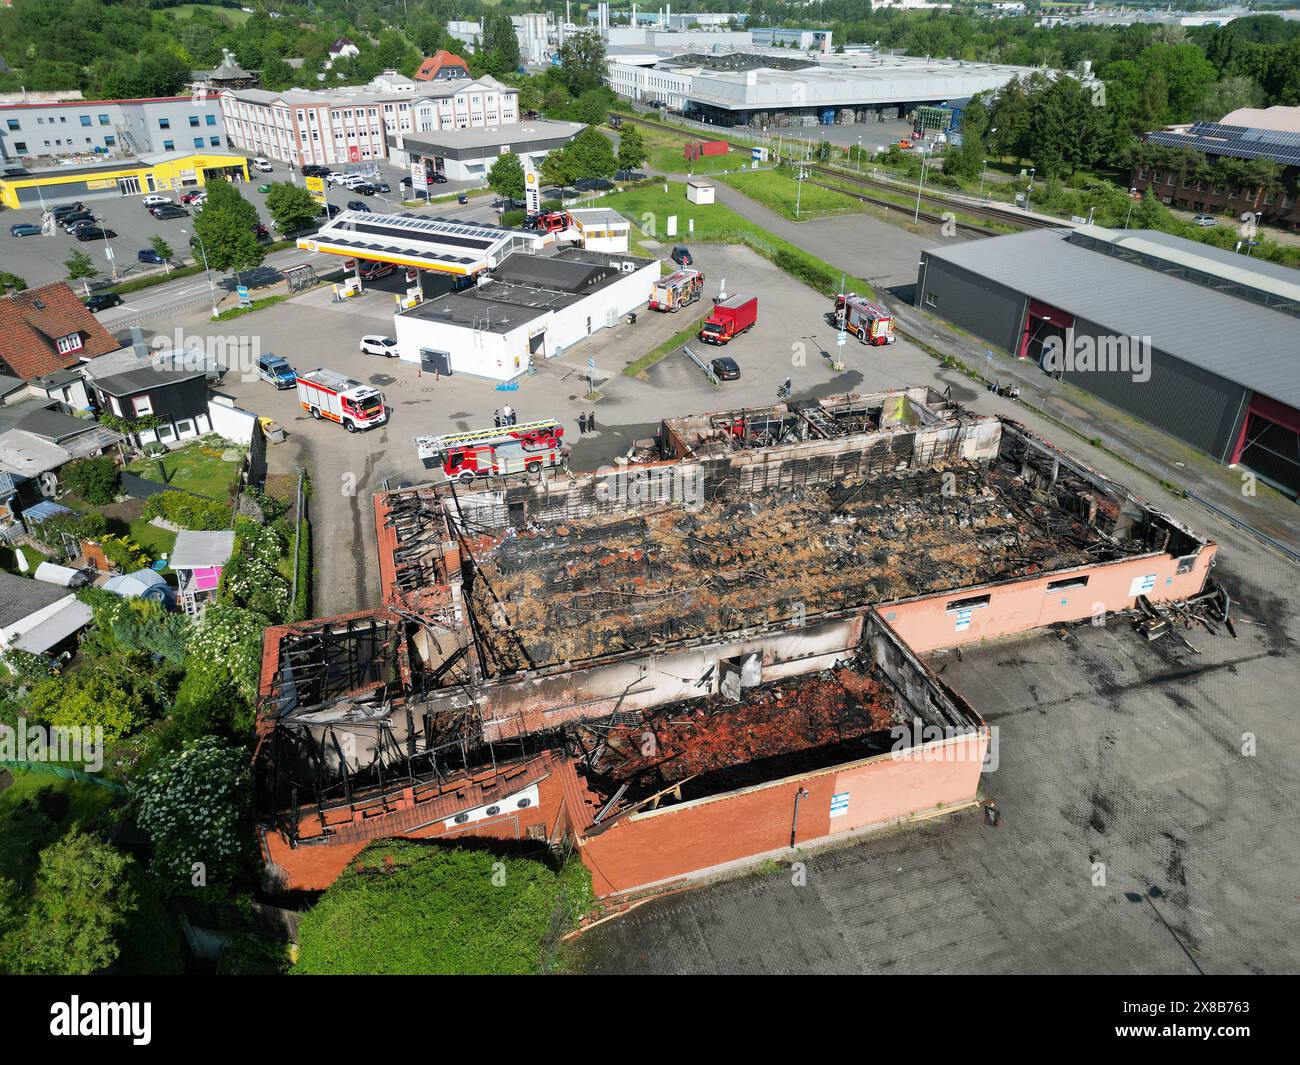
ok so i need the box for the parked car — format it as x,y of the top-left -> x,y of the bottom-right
346,199 -> 368,212
350,183 -> 377,197
1193,214 -> 1218,227
256,182 -> 273,194
9,223 -> 43,237
359,334 -> 399,357
301,164 -> 330,178
253,157 -> 274,173
257,353 -> 297,389
343,174 -> 371,190
137,248 -> 166,264
371,181 -> 391,193
250,222 -> 269,238
60,213 -> 95,231
84,292 -> 123,312
327,172 -> 348,186
615,169 -> 647,182
75,225 -> 116,242
179,190 -> 205,205
321,203 -> 341,218
358,261 -> 395,281
150,205 -> 189,220
142,195 -> 173,209
430,171 -> 447,183
710,356 -> 740,381
50,202 -> 86,219
671,245 -> 693,267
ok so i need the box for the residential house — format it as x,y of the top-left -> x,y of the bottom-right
169,529 -> 234,616
0,282 -> 119,383
87,363 -> 212,447
415,51 -> 471,83
0,569 -> 93,657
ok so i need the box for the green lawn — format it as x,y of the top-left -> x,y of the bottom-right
718,168 -> 867,221
165,3 -> 252,22
127,441 -> 242,501
0,769 -> 122,827
649,145 -> 746,176
0,544 -> 52,576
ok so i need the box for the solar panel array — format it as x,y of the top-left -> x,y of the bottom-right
1147,122 -> 1300,166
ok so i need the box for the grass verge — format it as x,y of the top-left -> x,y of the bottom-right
624,314 -> 710,378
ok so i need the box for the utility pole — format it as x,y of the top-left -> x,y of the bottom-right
913,144 -> 932,224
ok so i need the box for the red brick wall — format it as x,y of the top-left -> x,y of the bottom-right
577,737 -> 985,897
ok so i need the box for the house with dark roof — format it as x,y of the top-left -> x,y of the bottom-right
415,50 -> 471,83
89,362 -> 211,447
0,282 -> 119,382
0,569 -> 93,657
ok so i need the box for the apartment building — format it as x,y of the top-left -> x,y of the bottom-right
0,95 -> 227,163
219,71 -> 519,167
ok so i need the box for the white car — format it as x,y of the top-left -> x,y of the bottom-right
359,335 -> 399,357
1193,214 -> 1218,227
327,172 -> 350,186
343,174 -> 370,190
142,195 -> 173,208
252,157 -> 273,173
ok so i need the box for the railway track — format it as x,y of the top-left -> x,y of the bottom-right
616,112 -> 1063,235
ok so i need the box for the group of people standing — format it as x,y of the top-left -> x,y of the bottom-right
493,406 -> 517,428
576,411 -> 597,435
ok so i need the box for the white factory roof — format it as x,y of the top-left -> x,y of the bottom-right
681,57 -> 1044,110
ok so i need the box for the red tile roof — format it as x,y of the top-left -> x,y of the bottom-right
0,282 -> 119,381
415,50 -> 470,80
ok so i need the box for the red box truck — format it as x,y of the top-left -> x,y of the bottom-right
699,294 -> 757,345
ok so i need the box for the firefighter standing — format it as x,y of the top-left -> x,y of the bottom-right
493,409 -> 501,428
577,412 -> 587,435
588,410 -> 596,432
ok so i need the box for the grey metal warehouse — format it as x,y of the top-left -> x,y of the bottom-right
916,226 -> 1300,498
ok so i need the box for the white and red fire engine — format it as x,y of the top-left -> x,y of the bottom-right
415,419 -> 566,483
649,268 -> 705,312
833,292 -> 897,346
295,369 -> 389,432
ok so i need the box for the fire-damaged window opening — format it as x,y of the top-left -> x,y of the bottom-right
945,593 -> 992,612
256,389 -> 1218,897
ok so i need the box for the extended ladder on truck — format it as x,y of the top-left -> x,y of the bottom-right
415,418 -> 566,482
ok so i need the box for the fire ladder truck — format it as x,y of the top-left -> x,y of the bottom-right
415,419 -> 566,483
833,292 -> 897,346
649,268 -> 706,312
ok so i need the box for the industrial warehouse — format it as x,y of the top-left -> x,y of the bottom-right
608,50 -> 1043,127
255,388 -> 1218,897
917,225 -> 1300,498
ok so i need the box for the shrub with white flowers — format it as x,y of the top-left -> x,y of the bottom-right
134,737 -> 250,895
221,520 -> 291,622
189,604 -> 264,703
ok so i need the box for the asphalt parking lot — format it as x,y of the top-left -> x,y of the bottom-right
2,156 -> 492,290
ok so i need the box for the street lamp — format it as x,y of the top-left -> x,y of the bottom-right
978,160 -> 988,201
1024,167 -> 1036,213
181,228 -> 220,319
95,213 -> 120,281
1124,186 -> 1138,230
913,143 -> 933,224
857,135 -> 863,173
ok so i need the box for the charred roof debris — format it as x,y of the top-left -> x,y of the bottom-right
256,388 -> 1221,895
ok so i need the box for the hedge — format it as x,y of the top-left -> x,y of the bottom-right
142,489 -> 230,531
290,517 -> 311,622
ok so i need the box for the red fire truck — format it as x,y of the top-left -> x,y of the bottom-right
833,292 -> 897,346
295,369 -> 389,432
649,268 -> 705,312
415,419 -> 566,483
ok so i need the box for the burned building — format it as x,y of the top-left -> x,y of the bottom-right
257,389 -> 1216,896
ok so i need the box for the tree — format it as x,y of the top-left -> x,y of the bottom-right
133,738 -> 251,896
60,454 -> 118,505
487,151 -> 525,202
616,124 -> 647,173
559,30 -> 607,95
192,178 -> 265,287
149,234 -> 173,274
0,273 -> 26,292
1,832 -> 137,976
565,87 -> 613,126
64,249 -> 98,296
26,669 -> 152,741
481,12 -> 521,75
942,95 -> 989,183
265,181 -> 320,235
566,126 -> 618,181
